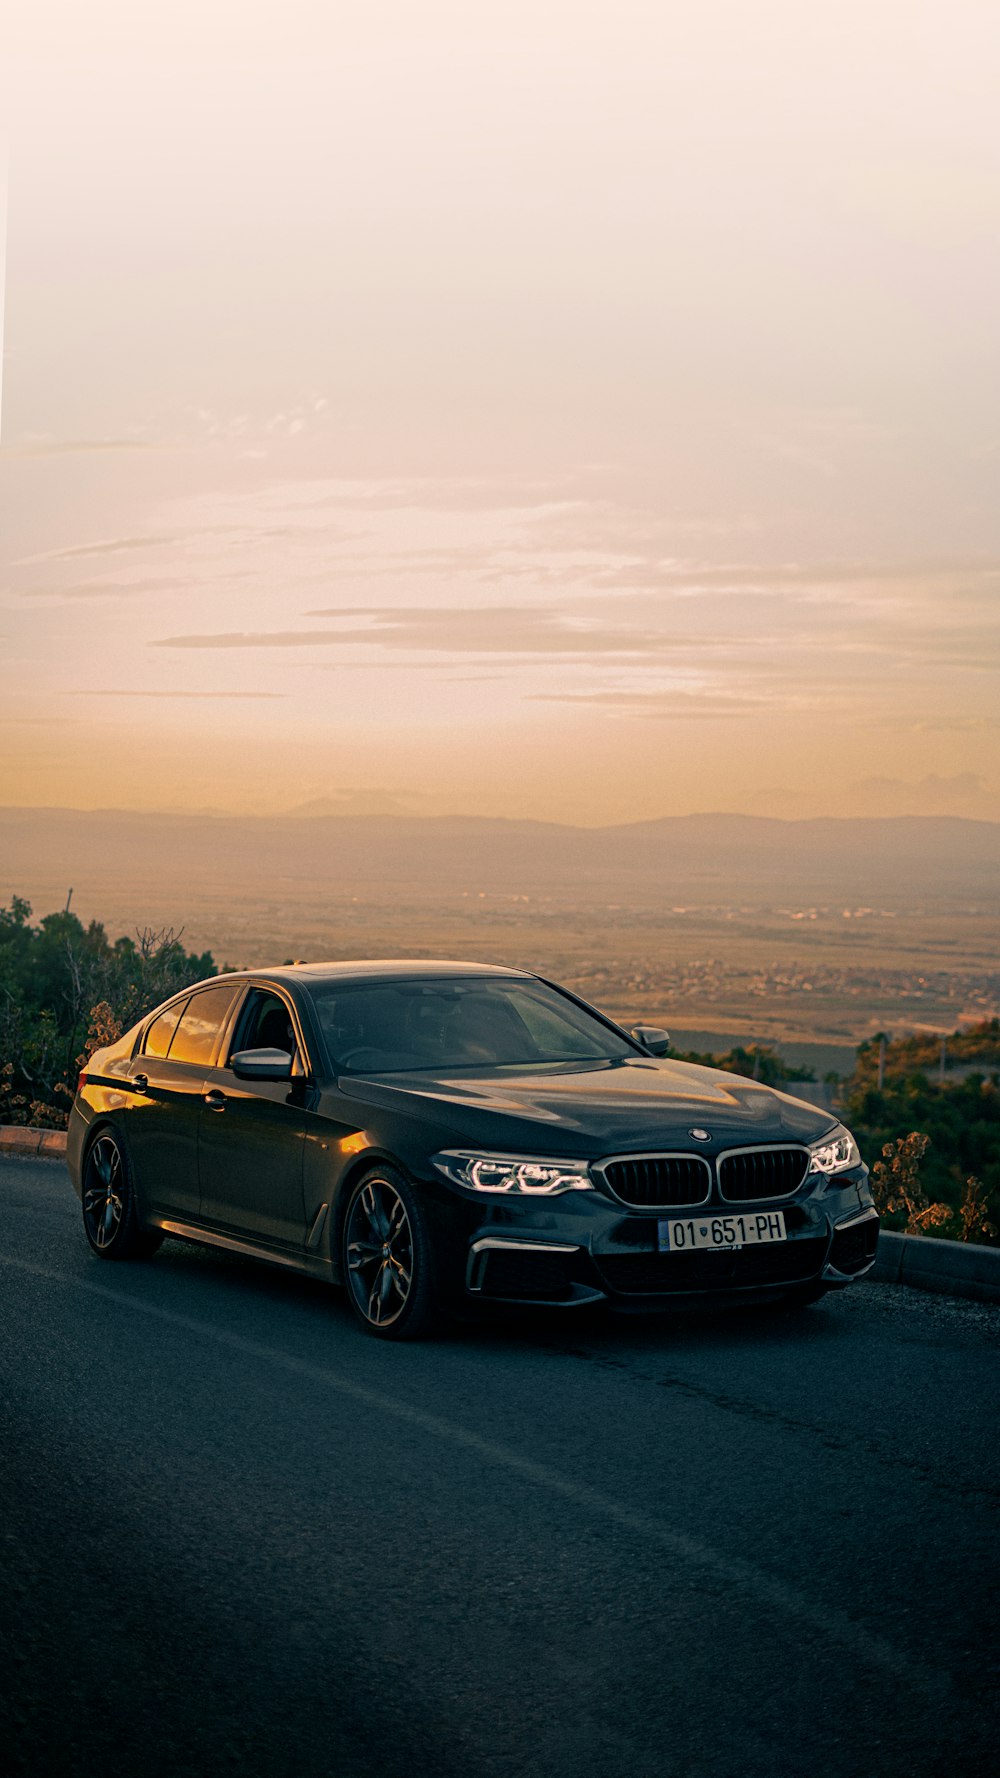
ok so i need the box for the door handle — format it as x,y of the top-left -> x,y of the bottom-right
204,1089 -> 227,1112
132,1073 -> 149,1095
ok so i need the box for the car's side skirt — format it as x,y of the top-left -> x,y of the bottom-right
156,1217 -> 334,1282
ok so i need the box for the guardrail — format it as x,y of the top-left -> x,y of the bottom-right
3,1125 -> 999,1305
870,1229 -> 1000,1306
0,1125 -> 68,1158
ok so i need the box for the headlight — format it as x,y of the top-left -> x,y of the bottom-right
432,1151 -> 593,1195
807,1125 -> 861,1176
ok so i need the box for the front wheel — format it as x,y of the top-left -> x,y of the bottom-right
82,1129 -> 164,1261
342,1166 -> 438,1340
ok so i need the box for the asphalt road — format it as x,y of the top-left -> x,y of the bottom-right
2,1157 -> 997,1778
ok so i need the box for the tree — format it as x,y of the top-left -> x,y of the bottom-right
840,1035 -> 1000,1244
0,899 -> 220,1127
671,1042 -> 815,1086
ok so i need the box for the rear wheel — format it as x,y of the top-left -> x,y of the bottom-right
82,1129 -> 164,1261
342,1166 -> 437,1340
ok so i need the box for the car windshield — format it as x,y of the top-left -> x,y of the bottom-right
306,977 -> 636,1074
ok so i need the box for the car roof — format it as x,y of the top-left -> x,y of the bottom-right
217,959 -> 532,987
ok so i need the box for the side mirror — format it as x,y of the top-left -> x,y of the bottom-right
230,1047 -> 293,1082
631,1025 -> 670,1057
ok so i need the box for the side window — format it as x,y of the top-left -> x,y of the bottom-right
143,998 -> 189,1059
229,989 -> 298,1062
167,986 -> 239,1068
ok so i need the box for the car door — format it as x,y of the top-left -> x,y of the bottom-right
125,984 -> 241,1219
196,984 -> 316,1249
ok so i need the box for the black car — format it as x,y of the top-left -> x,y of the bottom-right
67,960 -> 878,1338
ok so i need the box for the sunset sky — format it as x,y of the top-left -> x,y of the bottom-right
2,0 -> 998,824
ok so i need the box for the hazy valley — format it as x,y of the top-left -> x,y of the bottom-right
3,807 -> 998,1072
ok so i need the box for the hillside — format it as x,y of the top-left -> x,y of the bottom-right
3,807 -> 998,912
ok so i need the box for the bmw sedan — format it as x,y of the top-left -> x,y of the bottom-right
67,960 -> 879,1338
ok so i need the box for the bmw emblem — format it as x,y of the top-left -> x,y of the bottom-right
689,1128 -> 711,1141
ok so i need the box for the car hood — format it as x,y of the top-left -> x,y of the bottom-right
341,1056 -> 834,1155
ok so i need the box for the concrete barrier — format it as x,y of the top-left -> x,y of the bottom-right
0,1125 -> 67,1158
872,1228 -> 1000,1305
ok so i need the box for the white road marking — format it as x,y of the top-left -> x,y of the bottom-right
0,1249 -> 945,1690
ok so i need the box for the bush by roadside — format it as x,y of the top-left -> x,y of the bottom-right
671,1042 -> 815,1088
0,897 -> 220,1128
839,1023 -> 1000,1246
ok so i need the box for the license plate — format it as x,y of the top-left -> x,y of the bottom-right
657,1211 -> 787,1252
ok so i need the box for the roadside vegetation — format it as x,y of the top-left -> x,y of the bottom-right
838,1026 -> 1000,1245
0,897 -> 218,1128
671,1042 -> 816,1088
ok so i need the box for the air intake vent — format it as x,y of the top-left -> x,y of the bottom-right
597,1237 -> 827,1295
599,1154 -> 712,1209
829,1217 -> 878,1274
718,1147 -> 808,1203
479,1247 -> 574,1301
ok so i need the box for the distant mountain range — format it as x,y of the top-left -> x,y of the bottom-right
2,807 -> 998,911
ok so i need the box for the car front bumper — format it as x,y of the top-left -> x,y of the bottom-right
430,1168 -> 878,1309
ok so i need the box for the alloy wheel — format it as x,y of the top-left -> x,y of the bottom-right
83,1133 -> 125,1251
345,1177 -> 414,1329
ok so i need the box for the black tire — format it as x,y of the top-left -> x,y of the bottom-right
82,1128 -> 164,1261
341,1165 -> 438,1340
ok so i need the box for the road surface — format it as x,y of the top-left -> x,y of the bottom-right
1,1156 -> 997,1778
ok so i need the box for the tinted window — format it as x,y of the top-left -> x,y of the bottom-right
167,986 -> 239,1067
143,998 -> 189,1059
306,977 -> 634,1073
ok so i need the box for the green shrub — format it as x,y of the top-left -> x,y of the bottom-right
0,897 -> 220,1127
841,1034 -> 1000,1245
